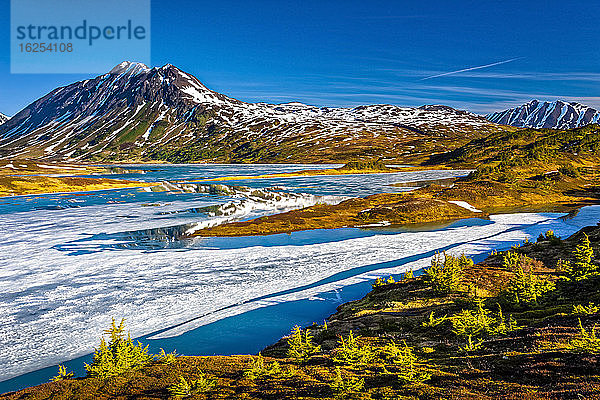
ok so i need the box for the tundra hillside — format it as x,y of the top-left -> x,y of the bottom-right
193,124 -> 600,237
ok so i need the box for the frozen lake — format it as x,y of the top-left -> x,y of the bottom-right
0,164 -> 597,393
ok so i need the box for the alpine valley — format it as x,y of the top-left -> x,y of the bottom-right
3,61 -> 600,400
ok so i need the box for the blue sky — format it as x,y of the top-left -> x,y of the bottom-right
1,0 -> 599,116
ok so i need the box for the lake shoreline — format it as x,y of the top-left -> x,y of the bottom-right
3,208 -> 600,398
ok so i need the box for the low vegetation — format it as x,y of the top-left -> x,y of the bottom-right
0,175 -> 153,197
6,225 -> 600,399
84,318 -> 153,379
0,160 -> 153,197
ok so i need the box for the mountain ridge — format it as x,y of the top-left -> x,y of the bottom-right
486,99 -> 600,129
0,62 -> 504,163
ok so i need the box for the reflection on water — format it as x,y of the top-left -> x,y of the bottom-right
53,223 -> 199,254
391,177 -> 456,188
55,217 -> 496,254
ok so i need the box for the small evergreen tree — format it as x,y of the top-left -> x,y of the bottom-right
168,374 -> 216,398
421,312 -> 448,328
572,302 -> 599,315
451,301 -> 518,352
244,353 -> 294,380
330,367 -> 365,399
562,234 -> 598,281
332,331 -> 375,368
372,275 -> 395,288
50,365 -> 74,382
426,252 -> 470,294
155,348 -> 178,364
504,263 -> 555,306
503,251 -> 522,271
379,341 -> 431,383
568,319 -> 600,353
452,305 -> 493,352
372,277 -> 385,288
287,325 -> 321,363
85,318 -> 153,379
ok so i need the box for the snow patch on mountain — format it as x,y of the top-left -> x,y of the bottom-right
0,62 -> 500,161
109,61 -> 150,76
486,100 -> 600,129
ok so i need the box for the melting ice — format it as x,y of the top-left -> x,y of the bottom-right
0,164 -> 596,383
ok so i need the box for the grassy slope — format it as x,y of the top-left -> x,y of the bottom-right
0,161 -> 153,196
0,175 -> 153,197
105,120 -> 506,164
5,223 -> 600,399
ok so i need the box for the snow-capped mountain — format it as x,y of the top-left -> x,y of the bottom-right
0,113 -> 8,125
0,61 -> 503,162
486,100 -> 600,129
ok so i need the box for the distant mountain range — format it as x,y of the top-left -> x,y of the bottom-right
0,61 -> 502,163
486,100 -> 600,129
0,113 -> 8,125
3,61 -> 596,163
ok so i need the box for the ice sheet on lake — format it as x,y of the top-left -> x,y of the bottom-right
1,204 -> 597,381
0,165 -> 597,382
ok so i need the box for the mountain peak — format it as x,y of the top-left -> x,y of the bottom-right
487,100 -> 600,129
109,61 -> 150,75
0,61 -> 501,162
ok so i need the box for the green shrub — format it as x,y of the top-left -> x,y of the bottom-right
373,276 -> 395,288
538,229 -> 560,243
330,367 -> 365,399
496,305 -> 519,334
504,263 -> 555,306
379,341 -> 431,384
287,325 -> 321,363
502,251 -> 520,271
332,331 -> 375,368
426,252 -> 471,294
451,301 -> 517,352
85,318 -> 153,379
572,302 -> 599,315
561,234 -> 598,281
244,353 -> 294,380
50,365 -> 74,382
403,269 -> 414,280
421,312 -> 448,328
168,374 -> 216,398
452,307 -> 493,351
568,319 -> 600,353
156,348 -> 179,364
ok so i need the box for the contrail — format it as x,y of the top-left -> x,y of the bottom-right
420,57 -> 523,80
